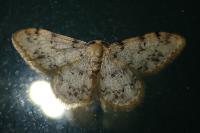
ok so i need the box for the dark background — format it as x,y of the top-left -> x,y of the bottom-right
0,0 -> 199,133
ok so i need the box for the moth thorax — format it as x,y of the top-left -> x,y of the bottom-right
87,40 -> 103,71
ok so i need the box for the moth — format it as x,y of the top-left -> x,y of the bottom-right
12,28 -> 186,111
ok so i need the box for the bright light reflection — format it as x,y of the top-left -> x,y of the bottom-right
29,80 -> 66,119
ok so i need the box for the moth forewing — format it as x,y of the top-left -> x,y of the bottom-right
110,32 -> 186,75
11,28 -> 87,75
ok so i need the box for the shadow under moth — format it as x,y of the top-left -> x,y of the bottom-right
12,28 -> 186,111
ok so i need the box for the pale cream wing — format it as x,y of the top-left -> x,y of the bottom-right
110,32 -> 186,75
12,28 -> 86,75
99,47 -> 144,111
12,28 -> 101,106
51,50 -> 97,106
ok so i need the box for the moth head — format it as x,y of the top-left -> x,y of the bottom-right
86,40 -> 104,58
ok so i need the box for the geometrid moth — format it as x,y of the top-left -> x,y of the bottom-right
12,28 -> 185,111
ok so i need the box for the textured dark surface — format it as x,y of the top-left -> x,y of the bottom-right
0,0 -> 199,133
